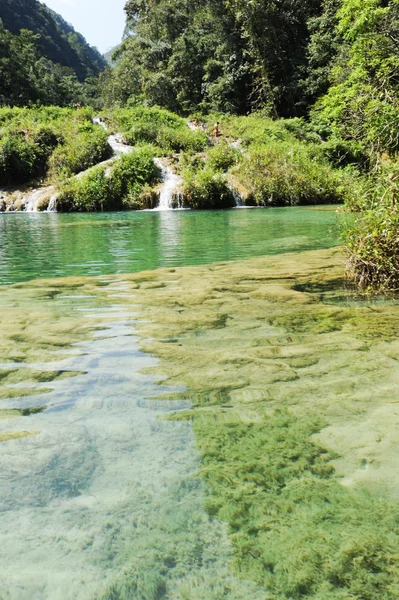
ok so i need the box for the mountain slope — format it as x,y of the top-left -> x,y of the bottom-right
0,0 -> 106,81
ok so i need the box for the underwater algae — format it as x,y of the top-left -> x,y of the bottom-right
0,274 -> 273,600
0,431 -> 38,442
3,248 -> 399,598
0,275 -> 121,443
111,247 -> 399,599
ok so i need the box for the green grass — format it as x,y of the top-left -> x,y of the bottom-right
175,113 -> 356,209
107,106 -> 209,154
342,157 -> 399,291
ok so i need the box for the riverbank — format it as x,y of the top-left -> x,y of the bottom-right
0,106 -> 356,213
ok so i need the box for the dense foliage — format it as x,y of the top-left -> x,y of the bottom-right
102,0 -> 323,116
106,107 -> 354,210
0,106 -> 111,186
308,0 -> 399,290
0,0 -> 106,107
56,146 -> 158,211
0,0 -> 105,81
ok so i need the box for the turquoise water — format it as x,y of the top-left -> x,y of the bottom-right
0,207 -> 339,285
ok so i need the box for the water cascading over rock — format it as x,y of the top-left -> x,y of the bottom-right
153,158 -> 184,211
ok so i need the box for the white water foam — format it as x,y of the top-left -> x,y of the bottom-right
24,186 -> 56,212
153,158 -> 183,211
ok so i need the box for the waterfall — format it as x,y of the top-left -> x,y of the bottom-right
229,185 -> 245,208
47,193 -> 58,212
153,158 -> 183,211
107,134 -> 132,156
93,117 -> 132,156
24,186 -> 55,212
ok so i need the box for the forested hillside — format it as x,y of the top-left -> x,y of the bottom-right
0,0 -> 106,107
0,0 -> 106,80
103,0 -> 321,115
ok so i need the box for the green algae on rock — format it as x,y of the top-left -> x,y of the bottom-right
3,246 -> 399,596
0,407 -> 45,419
108,247 -> 399,599
0,431 -> 39,443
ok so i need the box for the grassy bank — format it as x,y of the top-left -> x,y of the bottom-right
342,156 -> 399,291
105,107 -> 356,210
0,106 -> 111,187
56,145 -> 158,211
0,105 -> 357,212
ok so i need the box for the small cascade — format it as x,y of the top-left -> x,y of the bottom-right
107,134 -> 132,156
229,185 -> 245,208
24,186 -> 55,212
92,116 -> 107,130
93,117 -> 132,156
153,158 -> 183,211
47,193 -> 58,212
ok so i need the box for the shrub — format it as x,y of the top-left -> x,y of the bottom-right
155,127 -> 208,153
57,165 -> 111,212
108,146 -> 158,201
48,125 -> 111,179
206,143 -> 239,172
110,106 -> 186,132
125,122 -> 159,145
108,106 -> 209,155
0,134 -> 41,185
0,106 -> 105,186
344,159 -> 399,290
182,167 -> 235,209
319,137 -> 369,169
57,146 -> 158,212
233,141 -> 349,206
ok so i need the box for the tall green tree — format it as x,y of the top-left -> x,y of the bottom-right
313,0 -> 399,154
106,0 -> 324,116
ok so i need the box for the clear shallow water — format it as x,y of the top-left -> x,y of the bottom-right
0,207 -> 341,599
0,207 -> 339,285
0,286 -> 269,599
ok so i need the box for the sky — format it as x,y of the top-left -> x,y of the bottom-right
42,0 -> 127,53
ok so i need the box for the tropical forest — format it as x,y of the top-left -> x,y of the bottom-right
1,0 -> 399,598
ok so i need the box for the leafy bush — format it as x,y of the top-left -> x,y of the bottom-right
156,127 -> 208,153
0,134 -> 43,185
233,141 -> 350,206
343,158 -> 399,290
206,143 -> 239,172
109,106 -> 186,133
109,146 -> 158,201
108,106 -> 209,154
221,114 -> 296,146
125,122 -> 159,145
0,106 -> 111,186
57,146 -> 158,212
48,125 -> 111,179
182,166 -> 235,209
319,137 -> 369,169
57,165 -> 111,212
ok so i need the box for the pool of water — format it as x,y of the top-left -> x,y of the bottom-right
0,207 -> 339,285
4,206 -> 385,599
